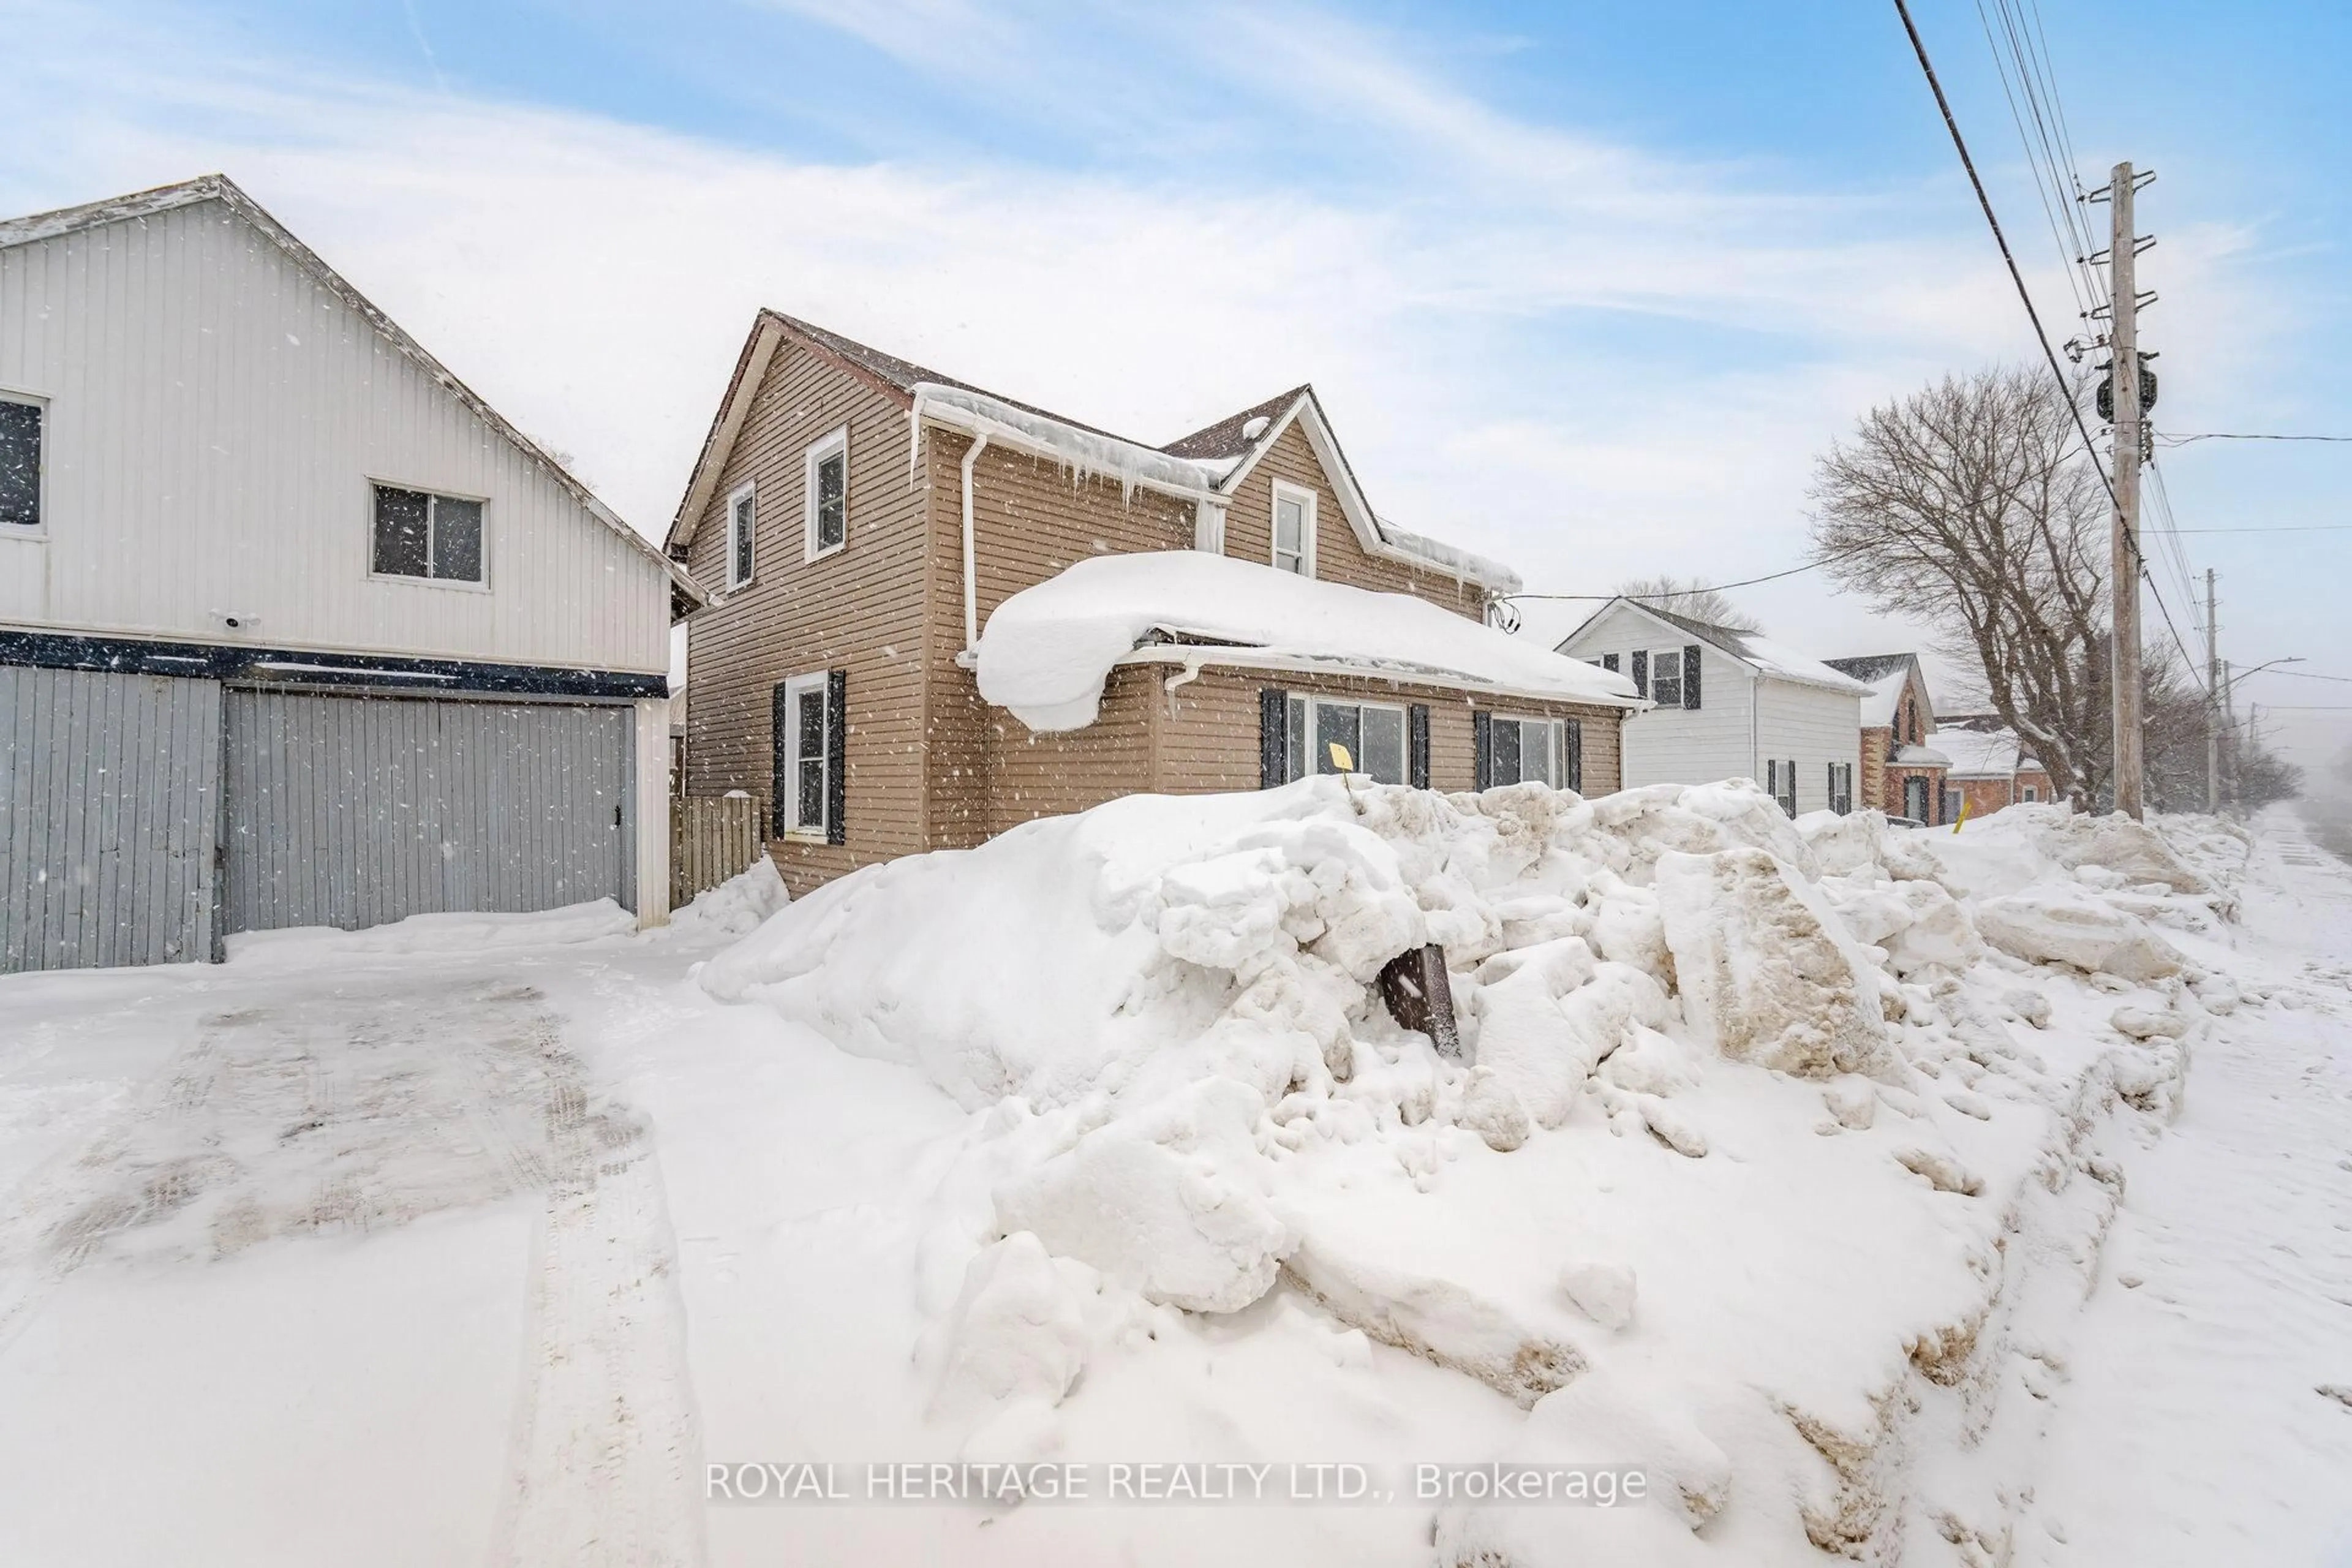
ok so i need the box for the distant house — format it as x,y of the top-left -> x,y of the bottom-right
1935,714 -> 2056,816
1552,598 -> 1867,816
0,176 -> 701,972
1823,653 -> 1954,824
667,311 -> 1641,896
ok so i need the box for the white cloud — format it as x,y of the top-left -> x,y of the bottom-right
7,0 -> 2323,748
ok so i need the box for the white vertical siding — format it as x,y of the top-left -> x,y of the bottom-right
1752,680 -> 1864,814
0,199 -> 668,671
1559,600 -> 1755,788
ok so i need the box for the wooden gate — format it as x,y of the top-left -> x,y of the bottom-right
671,794 -> 763,907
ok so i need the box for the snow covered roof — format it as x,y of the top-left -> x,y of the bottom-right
1935,723 -> 2041,778
1823,654 -> 1927,728
974,551 -> 1642,733
1559,598 -> 1872,696
0,176 -> 705,614
666,319 -> 1523,593
1893,744 -> 1953,769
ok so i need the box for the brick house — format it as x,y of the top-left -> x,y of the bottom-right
665,312 -> 1641,895
1936,715 -> 2056,818
1823,653 -> 1956,824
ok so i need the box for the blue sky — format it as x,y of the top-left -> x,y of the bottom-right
9,0 -> 2350,770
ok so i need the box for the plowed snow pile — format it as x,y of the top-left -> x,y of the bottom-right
701,781 -> 2240,1564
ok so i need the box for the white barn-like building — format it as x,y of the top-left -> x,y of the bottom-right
0,175 -> 700,971
1551,597 -> 1868,815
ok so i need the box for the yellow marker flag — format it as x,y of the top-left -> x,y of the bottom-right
1327,741 -> 1354,773
1953,796 -> 1972,834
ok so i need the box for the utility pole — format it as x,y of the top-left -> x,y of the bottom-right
2101,161 -> 2147,819
2205,568 -> 2220,813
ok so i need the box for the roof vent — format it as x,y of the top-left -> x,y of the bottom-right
1242,415 -> 1270,440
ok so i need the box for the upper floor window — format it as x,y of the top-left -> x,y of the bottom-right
1650,648 -> 1683,707
372,483 -> 483,584
0,393 -> 43,530
1271,480 -> 1316,577
804,427 -> 848,561
726,481 -> 756,589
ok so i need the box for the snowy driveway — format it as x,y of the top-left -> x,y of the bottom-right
0,922 -> 709,1568
1,815 -> 2349,1568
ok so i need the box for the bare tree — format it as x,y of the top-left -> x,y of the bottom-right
1618,575 -> 1760,631
1809,367 -> 2111,805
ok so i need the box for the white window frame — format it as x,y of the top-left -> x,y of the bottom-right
1830,761 -> 1854,815
1284,696 -> 1408,785
804,426 -> 850,563
780,670 -> 833,840
0,388 -> 47,537
366,478 -> 490,592
1493,714 -> 1565,788
2022,783 -> 2039,803
725,480 -> 757,590
1270,478 -> 1317,579
1649,647 -> 1683,708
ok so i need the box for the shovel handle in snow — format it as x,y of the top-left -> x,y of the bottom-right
1953,797 -> 1972,834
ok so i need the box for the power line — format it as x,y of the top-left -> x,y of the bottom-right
2141,567 -> 2212,699
2157,431 -> 2352,445
1891,0 -> 2117,508
2253,667 -> 2352,685
2166,524 -> 2352,534
1496,543 -> 1873,606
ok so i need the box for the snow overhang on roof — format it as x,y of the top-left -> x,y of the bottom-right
973,551 -> 1640,733
1892,745 -> 1953,769
1,176 -> 706,619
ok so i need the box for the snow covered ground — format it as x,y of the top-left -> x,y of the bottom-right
0,800 -> 2346,1566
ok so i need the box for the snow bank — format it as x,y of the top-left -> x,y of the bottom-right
702,781 -> 2226,1561
971,551 -> 1638,732
224,899 -> 637,966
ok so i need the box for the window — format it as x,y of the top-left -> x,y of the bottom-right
1283,696 -> 1406,785
1488,716 -> 1566,788
1766,758 -> 1798,817
0,393 -> 42,530
371,483 -> 483,583
1650,649 -> 1683,708
1828,761 -> 1854,815
2022,783 -> 2040,803
804,428 -> 848,560
726,482 -> 756,589
776,671 -> 842,838
1271,480 -> 1316,578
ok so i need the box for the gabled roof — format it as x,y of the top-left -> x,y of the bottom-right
1,175 -> 703,616
1823,652 -> 1929,728
1556,597 -> 1872,696
665,314 -> 1522,592
1160,386 -> 1311,460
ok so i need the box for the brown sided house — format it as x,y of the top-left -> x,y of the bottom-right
666,312 -> 1642,894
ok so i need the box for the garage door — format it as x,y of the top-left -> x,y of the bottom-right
0,667 -> 222,972
223,689 -> 633,936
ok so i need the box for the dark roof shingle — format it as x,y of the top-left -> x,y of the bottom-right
1158,386 -> 1311,459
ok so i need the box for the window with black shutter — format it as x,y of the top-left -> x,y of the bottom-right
1408,704 -> 1431,790
775,669 -> 846,840
1601,652 -> 1620,673
1630,649 -> 1649,699
1682,644 -> 1702,709
1259,688 -> 1289,789
1473,711 -> 1494,790
1566,718 -> 1584,793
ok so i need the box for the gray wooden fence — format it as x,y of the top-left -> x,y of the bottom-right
671,794 -> 764,907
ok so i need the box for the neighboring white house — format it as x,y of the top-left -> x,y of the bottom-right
0,175 -> 702,971
1551,597 -> 1869,815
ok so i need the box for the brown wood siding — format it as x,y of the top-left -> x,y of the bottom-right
980,663 -> 1162,837
678,343 -> 930,897
1148,666 -> 1622,797
922,429 -> 1196,850
1221,423 -> 1485,619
